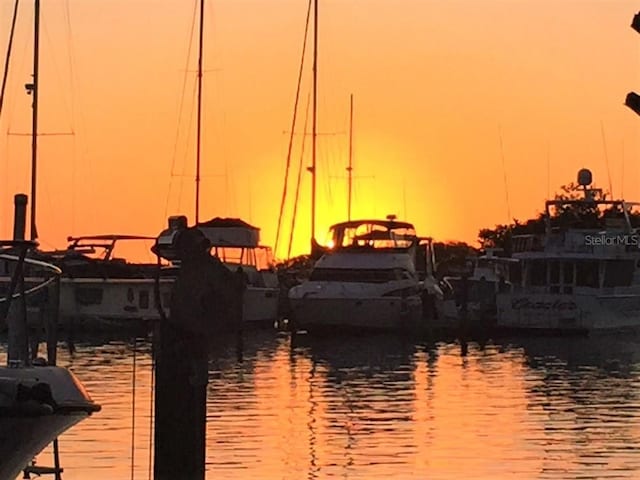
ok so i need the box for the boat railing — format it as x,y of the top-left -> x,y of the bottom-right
0,240 -> 62,367
0,252 -> 62,303
512,234 -> 545,253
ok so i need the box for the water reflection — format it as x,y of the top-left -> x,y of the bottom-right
2,331 -> 640,479
506,335 -> 640,479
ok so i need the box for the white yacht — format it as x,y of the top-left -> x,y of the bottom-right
288,217 -> 441,332
496,168 -> 640,333
197,217 -> 280,325
154,216 -> 280,326
31,235 -> 171,330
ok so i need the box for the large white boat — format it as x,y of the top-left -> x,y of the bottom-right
197,217 -> 280,325
288,217 -> 441,332
41,235 -> 171,329
496,168 -> 640,333
154,216 -> 280,326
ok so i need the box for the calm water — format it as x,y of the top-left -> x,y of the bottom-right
5,330 -> 640,479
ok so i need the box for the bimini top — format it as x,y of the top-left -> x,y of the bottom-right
197,217 -> 260,248
327,218 -> 418,250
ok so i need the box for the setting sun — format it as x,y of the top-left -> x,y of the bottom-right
0,0 -> 639,261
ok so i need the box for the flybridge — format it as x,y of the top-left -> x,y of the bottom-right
328,218 -> 419,251
196,218 -> 261,248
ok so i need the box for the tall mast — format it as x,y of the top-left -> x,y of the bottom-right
30,0 -> 40,240
195,0 -> 204,225
347,94 -> 353,221
311,0 -> 318,246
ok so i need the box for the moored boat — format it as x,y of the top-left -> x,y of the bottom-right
496,168 -> 640,333
154,215 -> 280,327
0,239 -> 100,480
288,216 -> 441,333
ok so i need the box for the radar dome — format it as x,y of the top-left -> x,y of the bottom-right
577,168 -> 592,187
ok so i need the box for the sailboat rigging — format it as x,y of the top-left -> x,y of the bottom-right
310,0 -> 318,248
195,0 -> 204,224
0,0 -> 19,122
29,0 -> 40,241
154,0 -> 281,327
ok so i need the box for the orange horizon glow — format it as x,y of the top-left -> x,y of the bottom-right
1,0 -> 640,261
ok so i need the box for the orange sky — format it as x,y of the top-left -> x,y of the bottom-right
1,0 -> 640,260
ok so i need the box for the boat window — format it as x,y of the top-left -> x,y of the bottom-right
563,262 -> 574,285
139,290 -> 150,309
75,287 -> 103,306
604,260 -> 635,287
529,261 -> 546,286
309,268 -> 401,283
509,263 -> 522,285
576,261 -> 599,288
549,262 -> 560,284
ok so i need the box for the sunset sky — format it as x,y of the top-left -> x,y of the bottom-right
1,0 -> 640,260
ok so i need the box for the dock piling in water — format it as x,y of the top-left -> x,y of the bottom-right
153,227 -> 244,480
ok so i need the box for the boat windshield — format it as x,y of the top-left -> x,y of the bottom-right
61,236 -> 157,263
212,246 -> 274,270
329,222 -> 417,250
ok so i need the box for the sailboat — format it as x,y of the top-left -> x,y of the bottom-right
154,0 -> 280,327
0,4 -> 100,461
286,2 -> 442,332
0,238 -> 100,479
0,0 -> 173,331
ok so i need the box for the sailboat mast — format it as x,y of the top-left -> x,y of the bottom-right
195,0 -> 204,225
30,0 -> 40,241
347,94 -> 353,221
311,0 -> 318,246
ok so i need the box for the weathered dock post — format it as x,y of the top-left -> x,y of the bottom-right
13,194 -> 27,242
153,227 -> 243,480
6,194 -> 29,365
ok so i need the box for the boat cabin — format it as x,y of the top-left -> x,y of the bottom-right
197,217 -> 274,271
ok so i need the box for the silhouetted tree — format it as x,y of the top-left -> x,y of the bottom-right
433,241 -> 478,278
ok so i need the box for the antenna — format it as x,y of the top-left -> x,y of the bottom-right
347,93 -> 353,221
546,141 -> 550,199
402,177 -> 407,220
621,139 -> 625,198
600,120 -> 613,198
498,125 -> 511,223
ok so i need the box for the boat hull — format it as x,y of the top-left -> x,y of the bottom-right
0,366 -> 99,479
0,412 -> 87,480
242,287 -> 280,326
3,277 -> 280,331
60,279 -> 278,329
289,295 -> 424,332
496,292 -> 640,333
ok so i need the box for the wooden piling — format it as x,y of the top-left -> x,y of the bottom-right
154,227 -> 241,480
7,194 -> 29,366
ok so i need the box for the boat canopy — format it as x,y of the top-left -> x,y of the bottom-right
197,217 -> 260,248
327,219 -> 417,250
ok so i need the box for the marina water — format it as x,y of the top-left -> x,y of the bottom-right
4,330 -> 640,479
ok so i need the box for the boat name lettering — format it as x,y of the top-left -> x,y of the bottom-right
511,298 -> 577,310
